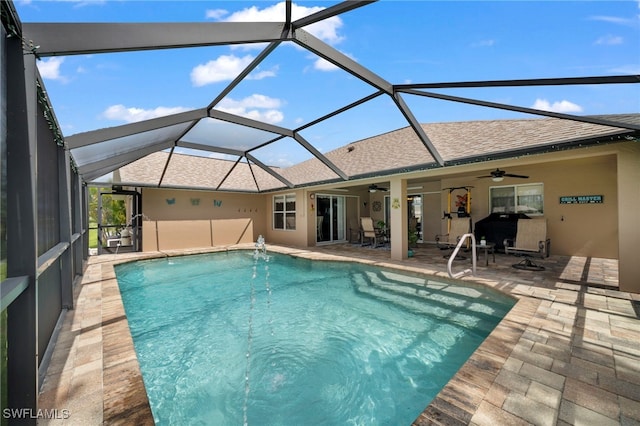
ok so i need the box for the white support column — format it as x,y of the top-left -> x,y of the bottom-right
389,177 -> 408,260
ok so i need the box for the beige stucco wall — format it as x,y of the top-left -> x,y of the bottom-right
439,154 -> 618,258
140,188 -> 267,251
133,142 -> 638,292
264,189 -> 308,247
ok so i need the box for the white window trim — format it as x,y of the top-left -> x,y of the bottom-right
489,182 -> 544,216
273,193 -> 297,231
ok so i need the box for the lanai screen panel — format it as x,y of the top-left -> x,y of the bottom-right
250,136 -> 342,186
116,151 -> 171,187
72,122 -> 192,175
216,160 -> 287,192
180,117 -> 282,152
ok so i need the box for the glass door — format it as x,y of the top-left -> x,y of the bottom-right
408,194 -> 423,242
316,195 -> 345,243
384,194 -> 423,242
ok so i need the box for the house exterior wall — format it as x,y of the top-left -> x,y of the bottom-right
133,142 -> 638,292
264,188 -> 308,248
140,188 -> 268,251
439,153 -> 618,258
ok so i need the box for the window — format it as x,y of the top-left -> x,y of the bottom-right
490,183 -> 544,215
273,194 -> 296,230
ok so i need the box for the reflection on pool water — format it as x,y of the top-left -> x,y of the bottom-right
115,251 -> 515,425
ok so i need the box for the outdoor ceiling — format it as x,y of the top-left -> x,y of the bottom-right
20,0 -> 640,192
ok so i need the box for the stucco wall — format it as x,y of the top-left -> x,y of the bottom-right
140,188 -> 267,251
138,150 -> 623,260
264,189 -> 309,248
440,154 -> 618,258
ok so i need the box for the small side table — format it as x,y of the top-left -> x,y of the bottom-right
477,242 -> 496,266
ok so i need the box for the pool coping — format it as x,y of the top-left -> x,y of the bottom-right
37,244 -> 640,425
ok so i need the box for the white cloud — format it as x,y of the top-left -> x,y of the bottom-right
102,104 -> 190,123
248,65 -> 279,80
589,15 -> 639,27
190,54 -> 255,86
217,94 -> 284,124
205,8 -> 228,20
313,57 -> 339,71
532,99 -> 583,113
219,2 -> 344,45
38,57 -> 66,81
595,34 -> 623,45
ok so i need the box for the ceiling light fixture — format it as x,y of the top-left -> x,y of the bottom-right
492,176 -> 504,182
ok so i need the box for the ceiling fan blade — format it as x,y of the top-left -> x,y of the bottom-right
476,175 -> 493,178
504,173 -> 529,179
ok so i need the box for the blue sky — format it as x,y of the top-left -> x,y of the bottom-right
15,1 -> 640,168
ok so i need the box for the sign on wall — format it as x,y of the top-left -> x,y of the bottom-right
559,195 -> 603,204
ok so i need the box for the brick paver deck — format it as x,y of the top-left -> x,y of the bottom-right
37,244 -> 640,425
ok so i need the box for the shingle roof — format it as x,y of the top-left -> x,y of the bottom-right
116,114 -> 638,191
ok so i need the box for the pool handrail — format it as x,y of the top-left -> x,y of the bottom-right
447,233 -> 477,279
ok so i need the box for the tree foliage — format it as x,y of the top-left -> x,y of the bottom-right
88,186 -> 127,227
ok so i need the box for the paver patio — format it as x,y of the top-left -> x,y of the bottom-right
37,243 -> 640,425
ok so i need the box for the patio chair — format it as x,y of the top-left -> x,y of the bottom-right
101,227 -> 122,248
504,218 -> 550,270
360,217 -> 384,247
435,217 -> 471,251
504,218 -> 550,258
348,218 -> 362,244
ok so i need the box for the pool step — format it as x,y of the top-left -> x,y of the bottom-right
351,271 -> 508,335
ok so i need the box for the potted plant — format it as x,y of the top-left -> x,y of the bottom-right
408,229 -> 418,257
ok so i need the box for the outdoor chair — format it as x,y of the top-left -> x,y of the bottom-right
348,219 -> 362,244
435,217 -> 471,253
504,218 -> 550,270
360,217 -> 385,248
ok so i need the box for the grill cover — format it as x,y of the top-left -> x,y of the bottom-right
474,213 -> 531,251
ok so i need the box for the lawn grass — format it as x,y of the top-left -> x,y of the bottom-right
89,223 -> 98,249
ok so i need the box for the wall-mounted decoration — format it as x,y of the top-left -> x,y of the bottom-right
213,199 -> 223,207
372,201 -> 382,212
166,198 -> 176,205
560,195 -> 603,204
392,198 -> 400,209
190,198 -> 200,206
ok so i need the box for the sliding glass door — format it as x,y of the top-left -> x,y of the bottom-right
316,195 -> 345,243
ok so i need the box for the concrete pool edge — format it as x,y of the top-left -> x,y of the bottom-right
37,244 -> 640,425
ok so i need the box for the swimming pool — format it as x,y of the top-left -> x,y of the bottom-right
115,250 -> 515,425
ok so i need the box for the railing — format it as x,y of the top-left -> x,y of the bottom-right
447,233 -> 477,279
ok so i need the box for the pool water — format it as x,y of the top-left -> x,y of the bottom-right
115,251 -> 514,425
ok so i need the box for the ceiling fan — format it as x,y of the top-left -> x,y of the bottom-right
368,184 -> 388,193
477,168 -> 529,182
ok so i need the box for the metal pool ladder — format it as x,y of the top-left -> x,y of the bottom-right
447,233 -> 477,279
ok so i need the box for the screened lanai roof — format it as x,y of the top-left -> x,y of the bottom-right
18,0 -> 640,191
115,114 -> 640,191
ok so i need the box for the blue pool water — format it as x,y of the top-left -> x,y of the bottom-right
115,251 -> 515,425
